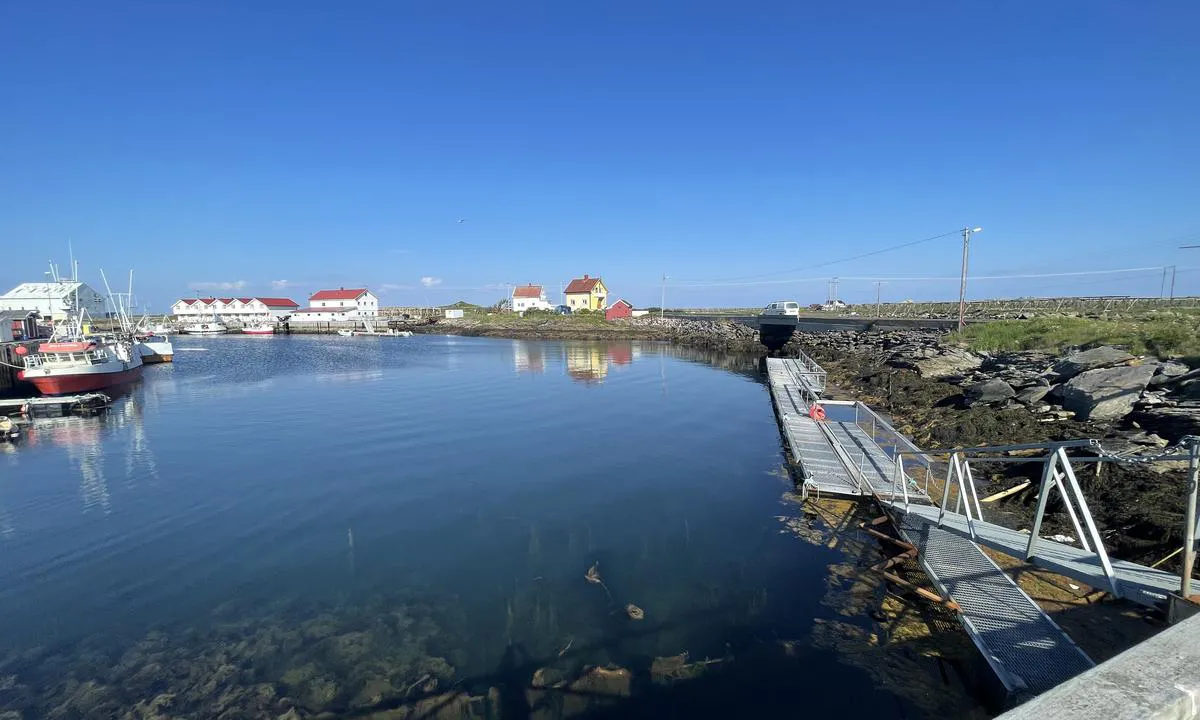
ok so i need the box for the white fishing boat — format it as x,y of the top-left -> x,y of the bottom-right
181,321 -> 226,335
242,322 -> 275,335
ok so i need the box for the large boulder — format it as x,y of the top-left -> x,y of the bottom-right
895,346 -> 983,379
1015,384 -> 1052,406
1061,364 -> 1158,421
1047,346 -> 1134,382
964,378 -> 1016,406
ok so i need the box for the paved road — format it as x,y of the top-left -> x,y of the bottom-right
664,313 -> 961,332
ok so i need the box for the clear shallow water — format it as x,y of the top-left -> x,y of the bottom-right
0,335 -> 979,718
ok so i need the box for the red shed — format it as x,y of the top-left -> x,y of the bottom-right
605,299 -> 633,321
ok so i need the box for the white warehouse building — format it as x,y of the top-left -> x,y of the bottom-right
0,281 -> 109,321
289,288 -> 379,322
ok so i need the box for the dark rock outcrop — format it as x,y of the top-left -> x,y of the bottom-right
964,378 -> 1016,406
1047,346 -> 1134,382
1061,364 -> 1158,421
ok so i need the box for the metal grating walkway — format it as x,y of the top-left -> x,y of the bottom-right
895,508 -> 1094,695
765,359 -> 861,497
899,504 -> 1193,609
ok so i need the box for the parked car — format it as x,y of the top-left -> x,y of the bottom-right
761,301 -> 801,317
555,305 -> 572,315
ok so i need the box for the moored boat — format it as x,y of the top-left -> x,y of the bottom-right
180,321 -> 227,335
136,334 -> 174,363
17,338 -> 144,395
242,323 -> 275,335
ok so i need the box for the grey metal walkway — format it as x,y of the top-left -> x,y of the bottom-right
900,504 -> 1193,609
765,359 -> 861,497
763,362 -> 1096,696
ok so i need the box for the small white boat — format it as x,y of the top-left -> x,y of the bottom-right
136,334 -> 174,363
181,322 -> 227,335
338,328 -> 412,337
338,319 -> 412,337
149,323 -> 176,335
242,322 -> 276,335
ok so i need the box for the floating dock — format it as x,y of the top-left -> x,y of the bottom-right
0,392 -> 110,418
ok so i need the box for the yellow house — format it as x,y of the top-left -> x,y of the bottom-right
564,274 -> 608,311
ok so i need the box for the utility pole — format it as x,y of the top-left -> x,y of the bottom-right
1161,267 -> 1169,298
874,281 -> 885,319
958,227 -> 983,332
660,274 -> 668,319
1183,439 -> 1198,599
1170,265 -> 1177,301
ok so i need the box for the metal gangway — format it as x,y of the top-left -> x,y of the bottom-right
880,438 -> 1200,610
767,358 -> 1094,696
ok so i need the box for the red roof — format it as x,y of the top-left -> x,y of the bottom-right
218,298 -> 235,304
564,275 -> 602,294
310,288 -> 368,301
238,297 -> 253,303
513,285 -> 543,299
180,299 -> 197,305
256,297 -> 300,308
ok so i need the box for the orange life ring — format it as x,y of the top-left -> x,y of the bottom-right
809,404 -> 826,421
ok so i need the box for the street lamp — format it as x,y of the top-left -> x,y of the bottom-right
957,227 -> 983,332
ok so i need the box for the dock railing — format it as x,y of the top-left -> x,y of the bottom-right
886,437 -> 1200,601
791,348 -> 827,394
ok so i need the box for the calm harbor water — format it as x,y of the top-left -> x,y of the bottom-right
0,335 -> 984,718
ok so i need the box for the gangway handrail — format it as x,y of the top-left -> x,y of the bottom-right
896,437 -> 1200,601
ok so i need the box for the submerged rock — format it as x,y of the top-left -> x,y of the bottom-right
1061,364 -> 1158,421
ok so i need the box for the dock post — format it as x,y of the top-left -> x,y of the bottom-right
1183,440 -> 1199,599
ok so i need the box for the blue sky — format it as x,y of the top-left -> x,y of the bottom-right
2,2 -> 1197,310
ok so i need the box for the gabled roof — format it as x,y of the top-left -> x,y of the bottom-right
179,298 -> 198,305
310,288 -> 368,301
218,298 -> 236,304
609,299 -> 632,308
513,285 -> 543,299
1,281 -> 86,299
256,297 -> 300,308
564,275 -> 603,294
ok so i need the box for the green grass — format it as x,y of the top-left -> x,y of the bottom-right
956,315 -> 1200,358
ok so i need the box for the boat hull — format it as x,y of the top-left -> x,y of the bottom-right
242,329 -> 275,335
21,364 -> 144,396
138,340 -> 174,363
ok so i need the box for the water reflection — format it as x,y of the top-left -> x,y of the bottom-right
510,341 -> 646,384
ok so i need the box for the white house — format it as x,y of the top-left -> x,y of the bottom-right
172,297 -> 299,322
511,284 -> 553,314
0,281 -> 108,321
289,288 -> 379,323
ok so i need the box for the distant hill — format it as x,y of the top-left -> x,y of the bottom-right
442,300 -> 483,310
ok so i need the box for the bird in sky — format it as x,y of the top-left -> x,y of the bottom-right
457,218 -> 466,224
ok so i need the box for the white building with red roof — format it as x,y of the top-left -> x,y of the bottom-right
511,284 -> 552,314
289,287 -> 379,323
171,297 -> 300,321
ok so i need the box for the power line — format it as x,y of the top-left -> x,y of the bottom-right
673,229 -> 961,283
668,266 -> 1198,288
